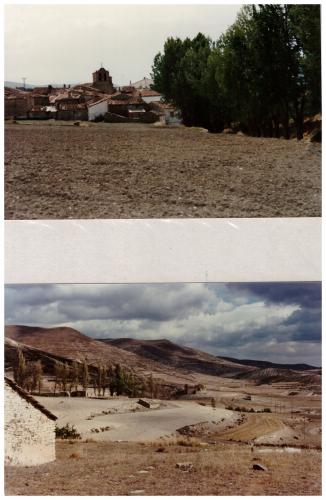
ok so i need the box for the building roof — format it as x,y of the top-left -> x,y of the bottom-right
138,89 -> 161,97
107,97 -> 144,105
87,97 -> 108,108
150,101 -> 176,110
5,377 -> 57,421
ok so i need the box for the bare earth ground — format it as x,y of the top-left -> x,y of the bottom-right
5,389 -> 321,495
5,441 -> 321,496
5,122 -> 321,219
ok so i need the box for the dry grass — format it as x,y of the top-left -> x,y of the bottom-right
5,440 -> 321,496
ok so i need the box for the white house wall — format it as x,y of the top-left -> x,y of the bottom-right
5,384 -> 56,466
142,95 -> 162,104
88,100 -> 108,121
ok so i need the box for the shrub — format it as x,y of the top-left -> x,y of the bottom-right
55,423 -> 81,440
263,408 -> 271,413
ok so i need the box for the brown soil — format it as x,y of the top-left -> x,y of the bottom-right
4,441 -> 321,495
5,122 -> 321,219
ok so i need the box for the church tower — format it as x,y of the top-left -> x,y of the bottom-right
92,67 -> 115,94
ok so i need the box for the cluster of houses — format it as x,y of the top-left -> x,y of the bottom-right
5,66 -> 181,125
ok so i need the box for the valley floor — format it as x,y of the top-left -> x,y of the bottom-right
5,440 -> 321,496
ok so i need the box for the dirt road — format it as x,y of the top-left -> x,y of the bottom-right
37,397 -> 234,441
5,122 -> 321,218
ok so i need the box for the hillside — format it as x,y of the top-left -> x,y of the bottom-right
102,337 -> 254,378
102,338 -> 321,387
220,356 -> 318,371
5,326 -> 320,388
5,325 -> 148,369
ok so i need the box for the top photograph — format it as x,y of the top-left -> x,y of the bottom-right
5,4 -> 321,220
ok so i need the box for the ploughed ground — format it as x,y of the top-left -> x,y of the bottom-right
5,122 -> 321,219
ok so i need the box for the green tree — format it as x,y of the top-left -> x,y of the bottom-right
13,348 -> 27,389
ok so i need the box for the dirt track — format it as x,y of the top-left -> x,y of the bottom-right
5,122 -> 321,219
35,397 -> 235,441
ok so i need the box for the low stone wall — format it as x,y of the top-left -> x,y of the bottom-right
104,111 -> 160,124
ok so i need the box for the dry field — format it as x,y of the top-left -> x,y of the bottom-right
5,121 -> 321,219
5,388 -> 321,495
5,440 -> 321,496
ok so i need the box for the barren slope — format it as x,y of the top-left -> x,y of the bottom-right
103,338 -> 320,386
5,325 -> 150,369
5,326 -> 320,388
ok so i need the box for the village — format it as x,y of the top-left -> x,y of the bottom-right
4,66 -> 181,125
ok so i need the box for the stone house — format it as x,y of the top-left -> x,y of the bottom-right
56,103 -> 88,121
4,96 -> 29,119
5,377 -> 57,466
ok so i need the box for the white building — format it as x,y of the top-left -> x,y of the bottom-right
5,377 -> 57,466
87,98 -> 108,121
138,89 -> 162,104
131,77 -> 153,89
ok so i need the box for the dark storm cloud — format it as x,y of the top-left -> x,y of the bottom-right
5,283 -> 213,324
4,282 -> 321,366
227,282 -> 321,309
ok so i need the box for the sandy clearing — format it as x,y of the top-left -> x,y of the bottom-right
36,397 -> 234,441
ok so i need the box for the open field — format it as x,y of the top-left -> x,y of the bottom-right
5,122 -> 321,219
34,397 -> 237,442
5,378 -> 321,495
5,439 -> 321,495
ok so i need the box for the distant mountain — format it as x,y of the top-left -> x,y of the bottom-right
5,81 -> 76,89
5,81 -> 35,89
219,356 -> 319,371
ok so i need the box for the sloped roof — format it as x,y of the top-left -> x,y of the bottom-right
138,89 -> 161,97
87,97 -> 108,108
5,377 -> 57,421
150,101 -> 176,110
107,97 -> 144,105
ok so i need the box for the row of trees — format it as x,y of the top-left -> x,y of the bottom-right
54,360 -> 158,398
12,349 -> 160,399
152,4 -> 321,138
13,349 -> 43,393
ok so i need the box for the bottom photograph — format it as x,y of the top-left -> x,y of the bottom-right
4,282 -> 321,496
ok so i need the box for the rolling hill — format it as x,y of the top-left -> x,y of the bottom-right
5,325 -> 320,388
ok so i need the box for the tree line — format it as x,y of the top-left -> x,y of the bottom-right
152,4 -> 320,138
12,348 -> 161,398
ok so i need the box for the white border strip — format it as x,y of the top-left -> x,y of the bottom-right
5,218 -> 321,284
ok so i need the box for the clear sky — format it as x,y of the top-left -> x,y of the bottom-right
5,4 -> 241,86
5,282 -> 321,366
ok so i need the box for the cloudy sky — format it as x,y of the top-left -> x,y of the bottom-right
5,4 -> 240,85
5,282 -> 321,366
